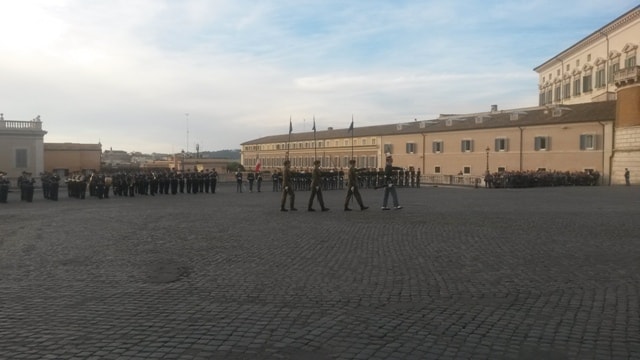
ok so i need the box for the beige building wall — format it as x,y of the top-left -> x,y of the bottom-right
0,118 -> 47,179
380,123 -> 611,178
44,143 -> 102,175
535,6 -> 640,105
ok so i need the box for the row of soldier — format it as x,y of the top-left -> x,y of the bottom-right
484,169 -> 601,188
268,168 -> 421,192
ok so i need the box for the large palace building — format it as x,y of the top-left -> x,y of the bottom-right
240,5 -> 640,185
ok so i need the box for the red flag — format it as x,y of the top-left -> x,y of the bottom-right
255,159 -> 261,173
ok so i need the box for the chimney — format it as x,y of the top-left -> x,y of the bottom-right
491,104 -> 498,112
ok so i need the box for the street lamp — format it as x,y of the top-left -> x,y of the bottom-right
485,146 -> 490,173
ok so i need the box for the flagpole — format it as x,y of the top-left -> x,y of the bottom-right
313,116 -> 317,161
351,115 -> 354,160
287,116 -> 292,161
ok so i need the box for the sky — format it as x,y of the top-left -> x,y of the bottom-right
1,0 -> 637,154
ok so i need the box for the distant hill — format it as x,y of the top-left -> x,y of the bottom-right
201,149 -> 241,159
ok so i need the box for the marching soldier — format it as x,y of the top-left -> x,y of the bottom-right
210,168 -> 218,194
280,160 -> 297,211
380,154 -> 402,210
308,160 -> 329,212
344,160 -> 368,211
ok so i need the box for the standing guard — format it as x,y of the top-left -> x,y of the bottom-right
0,171 -> 9,203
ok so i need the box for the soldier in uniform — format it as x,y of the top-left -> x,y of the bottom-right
235,170 -> 243,193
381,155 -> 402,210
280,160 -> 297,211
344,160 -> 368,211
272,171 -> 279,192
247,171 -> 255,192
0,171 -> 9,203
19,171 -> 35,202
256,171 -> 263,192
49,173 -> 60,201
210,168 -> 218,194
308,160 -> 329,212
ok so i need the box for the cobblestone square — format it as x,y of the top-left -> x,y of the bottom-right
1,184 -> 639,359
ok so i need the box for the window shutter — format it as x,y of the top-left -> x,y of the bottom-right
470,140 -> 474,152
546,136 -> 551,151
535,137 -> 540,151
432,142 -> 437,153
579,135 -> 586,150
494,138 -> 500,151
461,140 -> 465,152
505,138 -> 509,151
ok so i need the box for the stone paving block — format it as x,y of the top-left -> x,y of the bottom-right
1,184 -> 640,358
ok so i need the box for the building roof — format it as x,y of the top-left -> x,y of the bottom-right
44,143 -> 102,151
241,101 -> 616,145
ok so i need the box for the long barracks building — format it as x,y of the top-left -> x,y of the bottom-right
240,6 -> 640,186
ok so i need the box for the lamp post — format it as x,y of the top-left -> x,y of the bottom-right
485,146 -> 490,173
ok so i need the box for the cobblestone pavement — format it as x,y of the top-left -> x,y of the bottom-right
1,183 -> 640,359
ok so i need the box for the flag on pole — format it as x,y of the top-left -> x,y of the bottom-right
255,159 -> 261,173
312,117 -> 316,132
289,117 -> 293,134
348,117 -> 354,133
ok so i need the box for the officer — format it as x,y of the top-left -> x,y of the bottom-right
381,154 -> 402,210
0,171 -> 9,203
344,160 -> 368,211
308,160 -> 329,212
280,160 -> 297,211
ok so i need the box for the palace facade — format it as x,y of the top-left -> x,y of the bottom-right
240,6 -> 640,186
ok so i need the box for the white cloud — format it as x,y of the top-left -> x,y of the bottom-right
0,0 -> 636,153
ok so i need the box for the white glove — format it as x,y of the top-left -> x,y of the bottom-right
315,186 -> 319,191
350,186 -> 354,191
284,186 -> 288,191
388,184 -> 393,188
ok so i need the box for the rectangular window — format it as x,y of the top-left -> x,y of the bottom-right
595,68 -> 606,88
545,89 -> 552,104
580,134 -> 597,150
463,166 -> 471,174
383,144 -> 393,154
554,85 -> 561,101
494,138 -> 508,152
563,82 -> 571,99
15,149 -> 28,168
461,139 -> 473,153
573,78 -> 581,96
361,138 -> 367,145
534,136 -> 551,151
353,139 -> 358,146
406,143 -> 416,154
539,92 -> 546,106
583,74 -> 593,92
371,138 -> 376,145
432,141 -> 443,153
369,156 -> 376,168
434,166 -> 441,174
497,167 -> 506,172
609,62 -> 619,83
625,56 -> 636,68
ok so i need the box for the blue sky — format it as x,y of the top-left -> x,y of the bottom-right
0,0 -> 637,153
